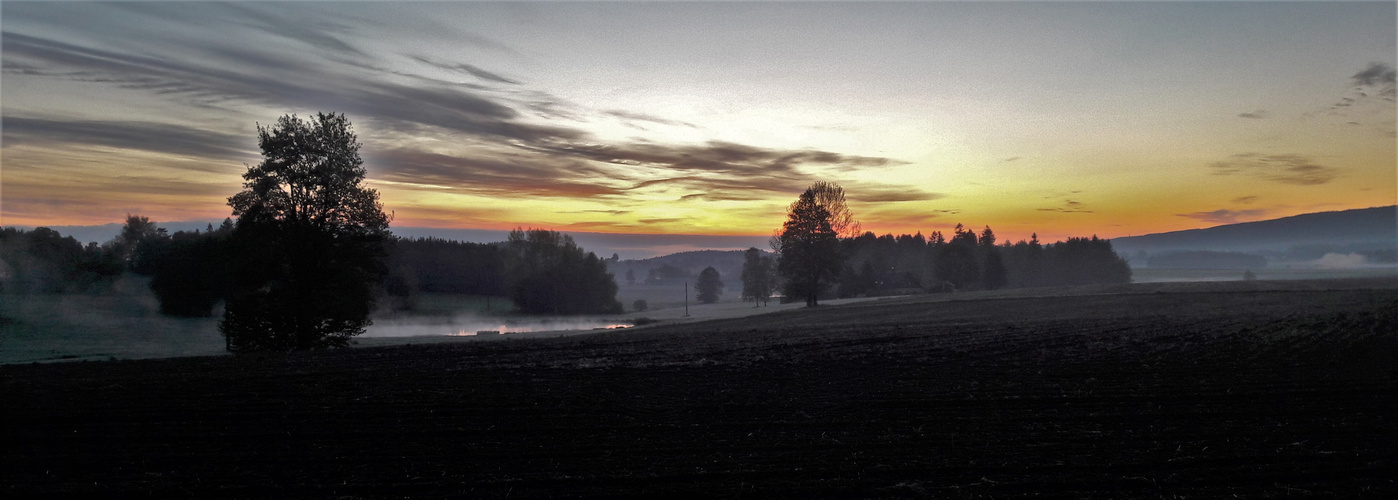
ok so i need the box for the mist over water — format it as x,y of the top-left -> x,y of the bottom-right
365,314 -> 631,337
1313,253 -> 1369,269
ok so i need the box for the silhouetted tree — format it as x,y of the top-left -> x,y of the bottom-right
809,180 -> 862,238
220,113 -> 391,351
740,247 -> 776,306
149,224 -> 234,317
625,268 -> 636,285
695,266 -> 723,304
501,228 -> 622,315
935,224 -> 980,290
115,215 -> 170,275
776,187 -> 842,306
980,226 -> 1008,290
632,299 -> 648,312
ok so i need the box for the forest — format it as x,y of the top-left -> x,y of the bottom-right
2,217 -> 1131,314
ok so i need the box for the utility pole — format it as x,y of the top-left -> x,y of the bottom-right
684,281 -> 690,317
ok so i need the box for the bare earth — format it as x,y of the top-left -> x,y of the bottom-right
4,277 -> 1396,497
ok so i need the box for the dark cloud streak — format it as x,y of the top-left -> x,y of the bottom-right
1351,62 -> 1396,96
1175,208 -> 1269,225
408,55 -> 521,85
2,116 -> 254,160
1209,153 -> 1339,186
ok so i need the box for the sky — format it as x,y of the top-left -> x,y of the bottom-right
2,1 -> 1395,252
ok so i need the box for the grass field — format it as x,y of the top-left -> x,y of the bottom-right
3,277 -> 1395,497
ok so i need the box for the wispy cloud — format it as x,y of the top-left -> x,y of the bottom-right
538,140 -> 905,177
1,30 -> 577,144
604,110 -> 699,129
408,54 -> 520,85
1175,208 -> 1269,225
1325,62 -> 1397,113
1209,153 -> 1339,186
850,187 -> 945,203
2,115 -> 254,161
858,207 -> 959,230
368,148 -> 627,199
4,3 -> 950,232
1237,110 -> 1269,119
1231,195 -> 1260,204
219,3 -> 368,58
1037,199 -> 1092,214
1351,62 -> 1396,99
557,209 -> 633,216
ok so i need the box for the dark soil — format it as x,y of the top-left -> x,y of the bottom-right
4,280 -> 1397,498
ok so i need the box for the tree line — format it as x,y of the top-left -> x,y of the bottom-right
756,182 -> 1132,306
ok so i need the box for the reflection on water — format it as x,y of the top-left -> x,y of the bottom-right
364,316 -> 632,338
451,323 -> 632,336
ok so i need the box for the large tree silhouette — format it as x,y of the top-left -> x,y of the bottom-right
776,186 -> 843,307
221,113 -> 391,351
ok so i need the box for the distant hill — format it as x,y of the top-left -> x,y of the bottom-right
607,249 -> 772,286
1111,206 -> 1397,265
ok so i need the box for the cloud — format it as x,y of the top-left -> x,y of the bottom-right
604,110 -> 699,129
638,218 -> 686,225
3,7 -> 914,218
679,192 -> 768,202
1175,208 -> 1269,224
1237,110 -> 1269,119
1231,195 -> 1260,204
537,140 -> 905,178
850,187 -> 945,203
408,55 -> 520,85
2,115 -> 254,160
858,207 -> 960,229
1325,63 -> 1397,113
1351,62 -> 1396,97
220,3 -> 368,58
557,209 -> 633,216
1,31 -> 579,144
368,148 -> 627,199
1209,153 -> 1339,186
1037,199 -> 1092,214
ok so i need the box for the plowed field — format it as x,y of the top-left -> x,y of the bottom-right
4,279 -> 1396,498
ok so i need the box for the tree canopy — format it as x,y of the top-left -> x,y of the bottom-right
809,180 -> 861,239
220,113 -> 391,351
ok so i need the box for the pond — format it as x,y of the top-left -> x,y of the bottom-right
363,316 -> 632,337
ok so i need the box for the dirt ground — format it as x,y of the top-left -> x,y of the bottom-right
4,278 -> 1396,498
